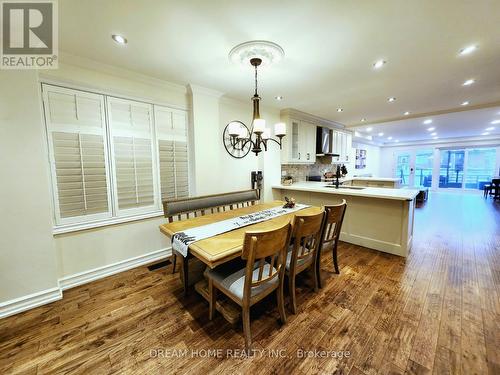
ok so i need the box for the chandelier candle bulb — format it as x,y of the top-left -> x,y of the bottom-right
253,118 -> 266,133
274,122 -> 286,136
239,127 -> 249,139
228,121 -> 241,137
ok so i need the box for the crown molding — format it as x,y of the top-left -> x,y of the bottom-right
345,101 -> 500,127
55,51 -> 188,94
280,108 -> 345,129
188,84 -> 224,98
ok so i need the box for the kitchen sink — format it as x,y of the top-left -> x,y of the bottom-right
323,185 -> 366,190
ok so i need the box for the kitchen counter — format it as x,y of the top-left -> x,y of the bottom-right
273,181 -> 418,201
272,182 -> 419,257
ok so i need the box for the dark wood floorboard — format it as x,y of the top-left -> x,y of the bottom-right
1,192 -> 499,374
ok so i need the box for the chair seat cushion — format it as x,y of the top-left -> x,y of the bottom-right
285,245 -> 313,270
206,260 -> 278,300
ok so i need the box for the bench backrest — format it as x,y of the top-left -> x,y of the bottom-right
162,189 -> 260,222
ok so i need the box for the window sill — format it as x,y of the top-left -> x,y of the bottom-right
53,210 -> 165,235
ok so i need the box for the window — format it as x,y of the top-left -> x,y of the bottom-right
42,84 -> 190,230
439,150 -> 465,188
465,148 -> 496,190
154,105 -> 189,200
395,153 -> 410,186
414,149 -> 433,187
107,98 -> 158,215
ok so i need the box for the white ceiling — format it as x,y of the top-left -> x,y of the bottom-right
350,106 -> 500,145
59,0 -> 500,129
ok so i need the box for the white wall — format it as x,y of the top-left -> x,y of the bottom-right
0,70 -> 59,302
350,141 -> 381,177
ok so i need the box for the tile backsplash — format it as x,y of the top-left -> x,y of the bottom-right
281,163 -> 339,182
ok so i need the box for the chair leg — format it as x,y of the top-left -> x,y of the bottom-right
172,253 -> 177,273
277,283 -> 286,324
208,278 -> 217,320
316,250 -> 323,289
242,307 -> 252,352
288,273 -> 297,314
312,260 -> 319,293
333,243 -> 340,274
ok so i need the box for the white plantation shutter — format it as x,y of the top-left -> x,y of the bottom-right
154,106 -> 189,200
43,85 -> 112,224
42,84 -> 191,230
108,98 -> 158,214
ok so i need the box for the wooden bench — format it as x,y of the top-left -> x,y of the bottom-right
162,189 -> 260,295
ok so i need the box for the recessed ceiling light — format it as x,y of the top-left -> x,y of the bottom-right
378,132 -> 384,136
491,120 -> 500,125
482,132 -> 490,136
112,34 -> 127,45
373,60 -> 386,69
462,79 -> 475,86
337,108 -> 343,112
433,137 -> 439,140
366,127 -> 373,132
461,101 -> 469,106
459,45 -> 477,56
361,118 -> 367,122
431,132 -> 437,136
485,127 -> 495,131
274,95 -> 283,101
423,119 -> 433,125
388,97 -> 396,102
404,111 -> 410,116
427,127 -> 435,131
387,136 -> 393,140
395,140 -> 399,143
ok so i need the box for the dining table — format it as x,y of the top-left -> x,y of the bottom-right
159,200 -> 322,323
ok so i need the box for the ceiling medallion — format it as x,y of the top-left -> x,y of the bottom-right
223,41 -> 286,158
228,40 -> 285,67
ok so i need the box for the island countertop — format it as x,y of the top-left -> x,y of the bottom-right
272,181 -> 419,201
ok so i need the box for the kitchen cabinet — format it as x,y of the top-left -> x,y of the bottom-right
332,130 -> 352,163
282,119 -> 316,164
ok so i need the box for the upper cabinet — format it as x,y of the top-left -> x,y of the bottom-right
332,131 -> 352,163
280,109 -> 352,165
282,118 -> 316,164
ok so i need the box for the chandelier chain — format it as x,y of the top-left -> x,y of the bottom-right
254,65 -> 258,96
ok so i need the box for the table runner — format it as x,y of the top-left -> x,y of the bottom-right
172,204 -> 309,257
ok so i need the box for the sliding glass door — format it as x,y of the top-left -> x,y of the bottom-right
415,149 -> 433,187
395,153 -> 411,186
439,148 -> 496,191
464,148 -> 496,190
395,149 -> 434,187
439,150 -> 465,188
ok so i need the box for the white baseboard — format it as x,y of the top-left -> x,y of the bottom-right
0,287 -> 62,319
59,247 -> 172,291
0,247 -> 172,319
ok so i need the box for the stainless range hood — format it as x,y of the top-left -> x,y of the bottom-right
316,126 -> 339,156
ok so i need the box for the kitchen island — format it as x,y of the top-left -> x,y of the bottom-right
272,181 -> 419,257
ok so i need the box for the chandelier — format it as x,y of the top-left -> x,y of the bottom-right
223,41 -> 286,158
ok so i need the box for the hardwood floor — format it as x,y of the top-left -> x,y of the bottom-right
1,192 -> 499,374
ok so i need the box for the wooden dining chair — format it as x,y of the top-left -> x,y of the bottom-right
316,200 -> 347,288
286,210 -> 325,314
163,189 -> 260,295
206,221 -> 291,351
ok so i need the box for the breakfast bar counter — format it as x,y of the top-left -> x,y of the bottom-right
272,182 -> 420,257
